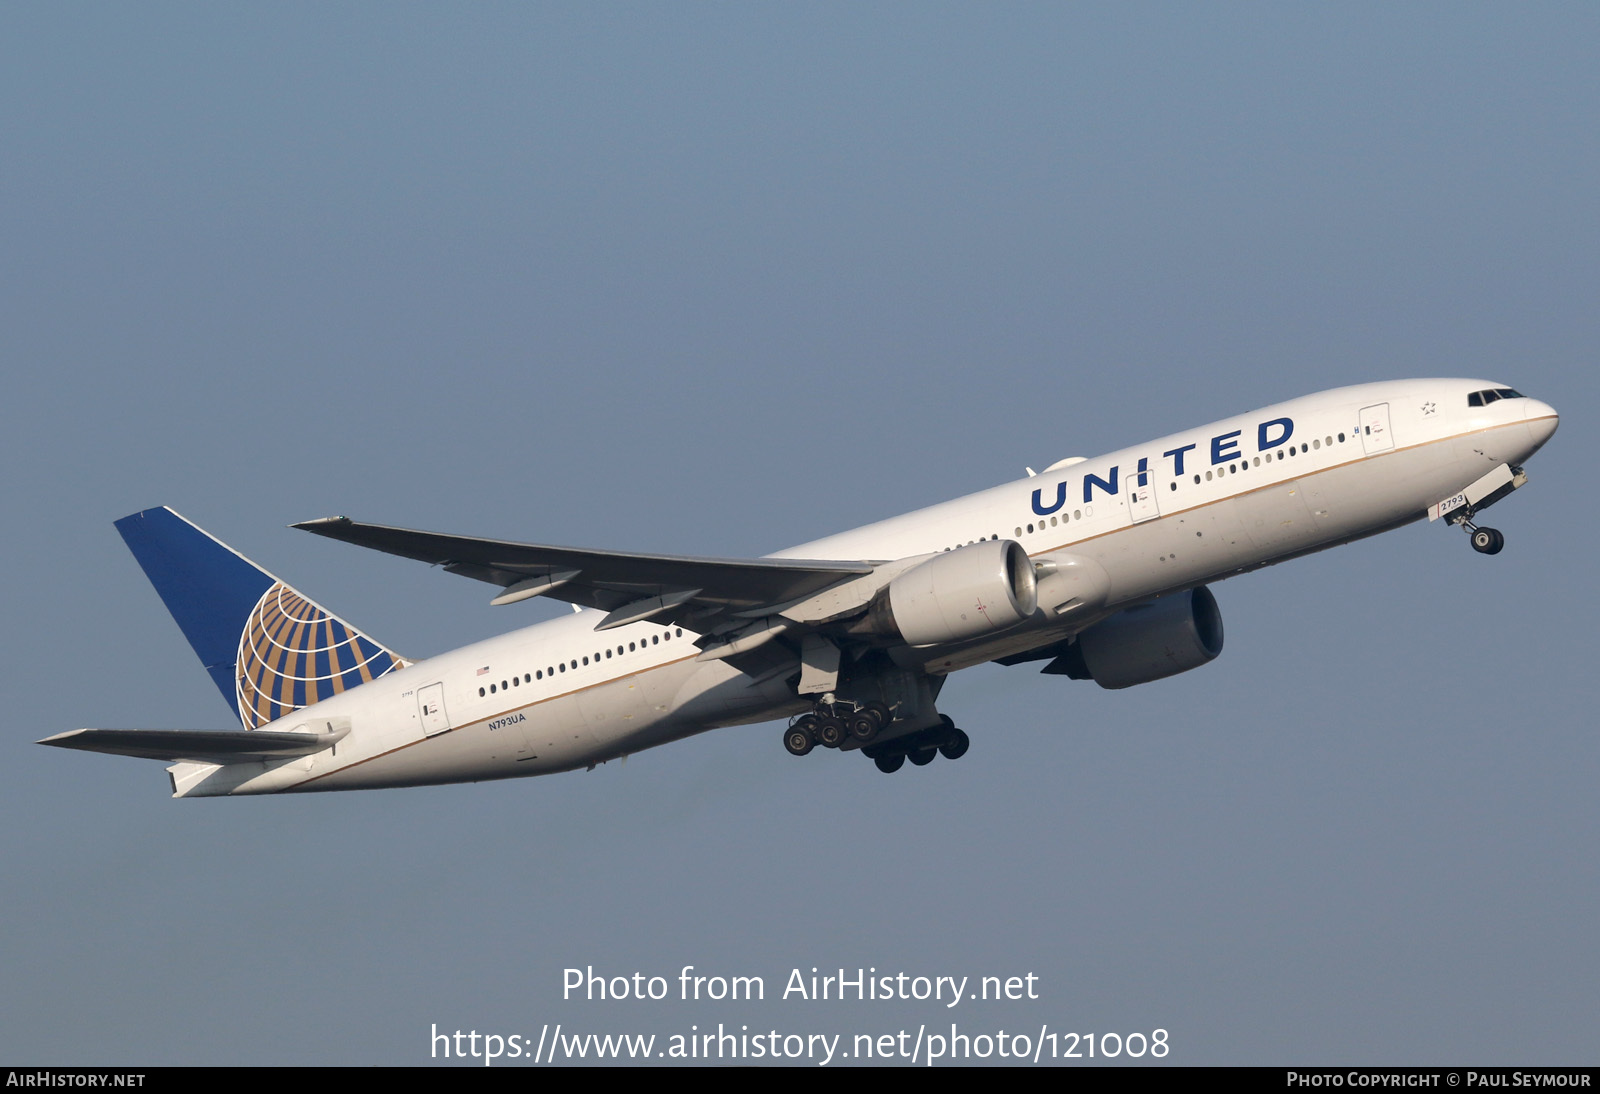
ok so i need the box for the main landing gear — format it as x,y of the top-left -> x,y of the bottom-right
781,701 -> 970,772
865,716 -> 970,774
782,699 -> 892,757
782,662 -> 964,773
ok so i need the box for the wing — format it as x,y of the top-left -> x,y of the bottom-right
292,517 -> 876,633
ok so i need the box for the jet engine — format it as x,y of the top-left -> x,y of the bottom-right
859,540 -> 1038,647
1049,586 -> 1224,689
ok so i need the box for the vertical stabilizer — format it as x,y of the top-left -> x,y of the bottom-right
115,507 -> 408,728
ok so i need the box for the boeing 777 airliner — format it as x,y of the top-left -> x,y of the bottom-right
43,379 -> 1558,796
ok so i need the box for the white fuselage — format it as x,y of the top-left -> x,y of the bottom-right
170,379 -> 1557,797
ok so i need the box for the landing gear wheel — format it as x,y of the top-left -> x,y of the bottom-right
815,715 -> 846,748
846,712 -> 879,742
861,702 -> 893,730
908,746 -> 937,766
783,726 -> 814,756
939,728 -> 970,760
874,754 -> 904,774
1471,527 -> 1505,555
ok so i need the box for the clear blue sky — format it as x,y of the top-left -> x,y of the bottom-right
2,3 -> 1594,1064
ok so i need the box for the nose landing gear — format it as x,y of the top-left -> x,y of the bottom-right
1436,463 -> 1526,556
1469,525 -> 1505,555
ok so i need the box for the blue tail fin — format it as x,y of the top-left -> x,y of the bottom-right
115,507 -> 408,729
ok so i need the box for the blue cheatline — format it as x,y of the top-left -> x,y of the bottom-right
115,507 -> 406,729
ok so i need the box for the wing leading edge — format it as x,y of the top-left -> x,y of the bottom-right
292,517 -> 875,632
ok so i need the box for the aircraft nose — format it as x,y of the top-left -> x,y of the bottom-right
1524,399 -> 1559,450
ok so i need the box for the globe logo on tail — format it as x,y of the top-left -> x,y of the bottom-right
235,582 -> 402,730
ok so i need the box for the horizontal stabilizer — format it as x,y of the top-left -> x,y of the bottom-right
39,726 -> 349,765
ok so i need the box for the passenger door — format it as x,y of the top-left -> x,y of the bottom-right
417,682 -> 452,737
1359,403 -> 1395,455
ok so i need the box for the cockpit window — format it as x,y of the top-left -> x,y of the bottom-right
1467,388 -> 1525,407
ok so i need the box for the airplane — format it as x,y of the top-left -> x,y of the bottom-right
41,379 -> 1558,797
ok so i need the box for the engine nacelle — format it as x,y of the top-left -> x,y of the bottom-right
1058,586 -> 1224,689
864,540 -> 1038,647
